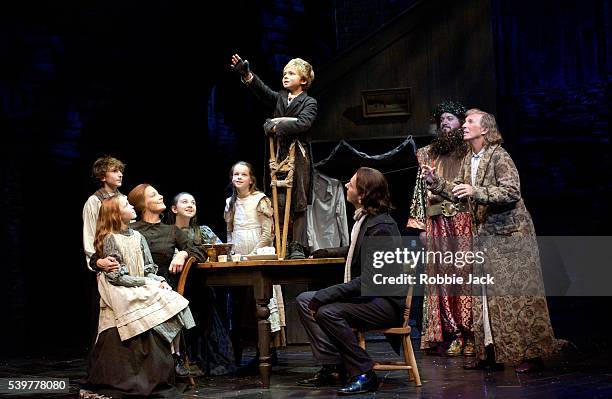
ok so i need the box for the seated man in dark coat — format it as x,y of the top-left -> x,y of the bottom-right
296,167 -> 405,395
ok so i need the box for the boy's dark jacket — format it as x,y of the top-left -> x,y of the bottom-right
247,72 -> 317,210
247,73 -> 318,136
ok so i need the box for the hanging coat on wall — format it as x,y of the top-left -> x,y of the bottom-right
306,171 -> 350,251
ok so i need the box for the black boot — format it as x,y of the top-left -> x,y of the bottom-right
287,241 -> 305,260
337,370 -> 378,395
173,353 -> 190,377
297,364 -> 347,387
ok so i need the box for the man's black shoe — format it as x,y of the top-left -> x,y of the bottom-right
337,370 -> 378,395
297,364 -> 347,387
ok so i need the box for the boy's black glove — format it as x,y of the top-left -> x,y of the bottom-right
231,58 -> 251,79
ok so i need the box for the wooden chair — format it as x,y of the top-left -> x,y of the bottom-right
180,333 -> 197,387
178,257 -> 197,387
357,285 -> 422,386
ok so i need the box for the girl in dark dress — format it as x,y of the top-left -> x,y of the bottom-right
167,192 -> 237,376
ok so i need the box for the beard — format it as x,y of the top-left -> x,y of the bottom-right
429,128 -> 468,158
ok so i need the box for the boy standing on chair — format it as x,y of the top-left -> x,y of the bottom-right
230,53 -> 317,259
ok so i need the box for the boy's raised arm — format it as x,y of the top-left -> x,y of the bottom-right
230,53 -> 279,108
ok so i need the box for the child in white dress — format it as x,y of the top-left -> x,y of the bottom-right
224,161 -> 286,357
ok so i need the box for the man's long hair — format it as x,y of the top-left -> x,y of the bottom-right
94,196 -> 123,256
355,167 -> 393,215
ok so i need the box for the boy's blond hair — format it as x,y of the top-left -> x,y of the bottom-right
284,58 -> 315,90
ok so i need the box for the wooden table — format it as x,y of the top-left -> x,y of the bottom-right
177,257 -> 345,388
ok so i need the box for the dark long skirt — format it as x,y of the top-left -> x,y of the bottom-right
185,286 -> 236,375
85,328 -> 178,398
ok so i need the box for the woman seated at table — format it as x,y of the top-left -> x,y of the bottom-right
127,183 -> 206,376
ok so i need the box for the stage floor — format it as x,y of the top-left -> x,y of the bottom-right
1,340 -> 611,398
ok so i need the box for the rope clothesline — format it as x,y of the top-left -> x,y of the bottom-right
313,135 -> 417,169
381,165 -> 419,175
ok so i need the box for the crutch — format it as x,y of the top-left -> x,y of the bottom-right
269,137 -> 282,257
279,144 -> 294,260
269,138 -> 295,259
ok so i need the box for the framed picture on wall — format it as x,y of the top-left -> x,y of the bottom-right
361,87 -> 412,118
